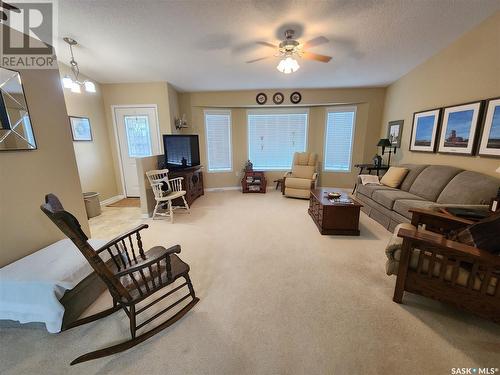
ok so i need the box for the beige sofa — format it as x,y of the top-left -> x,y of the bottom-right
283,152 -> 318,199
355,164 -> 499,232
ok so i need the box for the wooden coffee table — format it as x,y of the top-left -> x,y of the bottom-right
308,188 -> 363,235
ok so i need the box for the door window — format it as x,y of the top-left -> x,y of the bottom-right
124,115 -> 152,157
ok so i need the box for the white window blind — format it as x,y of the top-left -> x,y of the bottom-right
247,109 -> 308,170
205,110 -> 232,172
324,107 -> 356,172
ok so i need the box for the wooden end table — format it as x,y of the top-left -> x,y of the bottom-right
308,188 -> 363,235
242,171 -> 267,193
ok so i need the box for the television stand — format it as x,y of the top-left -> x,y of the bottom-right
168,166 -> 204,206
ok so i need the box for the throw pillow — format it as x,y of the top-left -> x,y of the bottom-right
454,212 -> 500,255
160,181 -> 172,195
359,174 -> 380,185
380,167 -> 409,188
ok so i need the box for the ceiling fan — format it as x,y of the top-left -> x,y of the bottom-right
246,29 -> 332,74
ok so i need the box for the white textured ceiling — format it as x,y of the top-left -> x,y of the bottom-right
56,1 -> 499,92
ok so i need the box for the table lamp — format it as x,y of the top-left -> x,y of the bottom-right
377,138 -> 394,166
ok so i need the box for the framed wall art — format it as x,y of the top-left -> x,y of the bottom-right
70,116 -> 92,141
437,101 -> 482,155
478,97 -> 500,158
387,120 -> 403,148
409,109 -> 441,152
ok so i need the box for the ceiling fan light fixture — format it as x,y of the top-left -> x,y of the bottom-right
277,57 -> 300,74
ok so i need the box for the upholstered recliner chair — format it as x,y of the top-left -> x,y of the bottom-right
283,152 -> 318,199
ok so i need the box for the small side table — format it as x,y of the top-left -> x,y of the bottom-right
242,171 -> 267,193
352,164 -> 390,194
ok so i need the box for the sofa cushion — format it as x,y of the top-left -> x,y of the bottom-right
393,199 -> 435,219
372,190 -> 426,210
285,177 -> 311,190
356,184 -> 395,198
291,165 -> 315,179
436,171 -> 499,205
380,167 -> 409,188
409,165 -> 462,201
399,164 -> 429,192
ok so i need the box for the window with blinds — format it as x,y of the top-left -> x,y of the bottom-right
204,110 -> 232,172
247,109 -> 308,170
324,107 -> 356,172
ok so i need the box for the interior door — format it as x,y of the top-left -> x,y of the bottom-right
114,107 -> 160,197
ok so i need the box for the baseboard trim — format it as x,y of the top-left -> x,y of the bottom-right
205,186 -> 240,192
100,195 -> 125,207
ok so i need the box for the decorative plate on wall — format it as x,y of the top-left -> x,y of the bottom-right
256,93 -> 267,105
290,91 -> 302,104
273,92 -> 284,105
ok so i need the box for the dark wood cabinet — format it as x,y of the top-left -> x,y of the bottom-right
169,166 -> 204,206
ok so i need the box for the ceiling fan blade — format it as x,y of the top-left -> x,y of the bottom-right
302,51 -> 332,63
302,36 -> 329,49
256,41 -> 278,49
246,56 -> 273,63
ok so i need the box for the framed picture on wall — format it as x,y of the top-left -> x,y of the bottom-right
69,116 -> 92,141
387,120 -> 403,148
409,109 -> 441,152
478,97 -> 500,158
437,101 -> 482,155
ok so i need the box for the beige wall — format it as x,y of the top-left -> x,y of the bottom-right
59,63 -> 119,201
380,12 -> 500,177
178,88 -> 386,188
0,39 -> 89,266
100,82 -> 175,194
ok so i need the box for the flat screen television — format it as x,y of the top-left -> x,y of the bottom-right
163,134 -> 200,170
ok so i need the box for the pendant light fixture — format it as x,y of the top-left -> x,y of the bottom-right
61,37 -> 96,93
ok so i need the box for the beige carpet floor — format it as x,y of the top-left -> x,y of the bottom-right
1,190 -> 499,375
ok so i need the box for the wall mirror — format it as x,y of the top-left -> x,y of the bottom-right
0,67 -> 36,150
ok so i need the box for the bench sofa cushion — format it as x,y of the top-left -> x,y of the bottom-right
0,238 -> 107,333
437,171 -> 499,205
409,165 -> 462,201
372,189 -> 426,210
356,184 -> 395,198
399,164 -> 429,192
393,199 -> 436,219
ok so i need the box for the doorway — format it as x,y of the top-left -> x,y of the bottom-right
113,106 -> 160,197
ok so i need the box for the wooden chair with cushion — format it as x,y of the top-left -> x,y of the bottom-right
146,169 -> 190,222
40,194 -> 199,365
390,208 -> 500,323
283,152 -> 318,199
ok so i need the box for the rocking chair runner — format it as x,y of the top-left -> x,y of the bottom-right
40,194 -> 199,365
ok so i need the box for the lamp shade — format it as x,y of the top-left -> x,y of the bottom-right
276,57 -> 300,74
377,138 -> 391,147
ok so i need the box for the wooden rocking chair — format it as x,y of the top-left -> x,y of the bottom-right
40,194 -> 199,365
